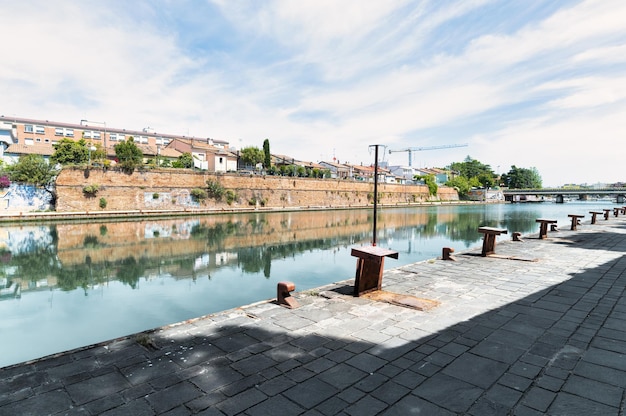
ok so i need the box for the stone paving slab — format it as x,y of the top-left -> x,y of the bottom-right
2,216 -> 626,415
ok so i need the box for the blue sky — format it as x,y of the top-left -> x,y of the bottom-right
2,0 -> 625,186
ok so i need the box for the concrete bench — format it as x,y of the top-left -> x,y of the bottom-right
536,219 -> 558,239
478,227 -> 508,256
568,214 -> 584,230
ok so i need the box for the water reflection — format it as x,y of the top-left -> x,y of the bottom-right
0,203 -> 613,297
0,202 -> 615,367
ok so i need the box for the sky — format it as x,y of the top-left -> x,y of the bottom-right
1,0 -> 625,187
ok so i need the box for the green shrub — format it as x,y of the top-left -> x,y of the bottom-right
225,190 -> 237,205
206,180 -> 225,200
153,193 -> 159,199
83,184 -> 99,196
99,197 -> 107,208
190,188 -> 207,201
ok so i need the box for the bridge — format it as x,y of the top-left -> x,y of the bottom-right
502,188 -> 626,203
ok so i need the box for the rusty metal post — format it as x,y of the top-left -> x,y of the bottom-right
277,281 -> 299,309
512,232 -> 523,242
442,247 -> 455,261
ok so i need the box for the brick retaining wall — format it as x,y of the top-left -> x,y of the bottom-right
55,168 -> 459,212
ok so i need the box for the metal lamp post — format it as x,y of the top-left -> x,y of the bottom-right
88,145 -> 96,166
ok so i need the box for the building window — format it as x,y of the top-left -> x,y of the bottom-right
25,138 -> 34,145
65,129 -> 74,137
36,138 -> 41,142
24,125 -> 34,133
35,125 -> 45,134
83,131 -> 92,139
55,128 -> 64,136
93,131 -> 101,139
45,138 -> 50,143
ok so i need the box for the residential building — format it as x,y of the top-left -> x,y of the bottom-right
319,161 -> 351,179
166,138 -> 237,172
0,115 -> 235,171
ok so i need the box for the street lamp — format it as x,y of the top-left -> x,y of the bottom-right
88,145 -> 96,166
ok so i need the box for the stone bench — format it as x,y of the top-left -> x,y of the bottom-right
568,214 -> 584,230
478,227 -> 508,256
536,219 -> 558,239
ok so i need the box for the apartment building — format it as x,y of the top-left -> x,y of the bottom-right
0,115 -> 236,169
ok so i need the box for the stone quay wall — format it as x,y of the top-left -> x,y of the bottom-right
55,168 -> 459,212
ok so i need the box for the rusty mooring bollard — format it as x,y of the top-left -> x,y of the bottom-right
277,281 -> 299,309
512,232 -> 523,242
442,247 -> 455,261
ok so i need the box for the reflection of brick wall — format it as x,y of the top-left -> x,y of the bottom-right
56,168 -> 458,212
55,210 -> 437,267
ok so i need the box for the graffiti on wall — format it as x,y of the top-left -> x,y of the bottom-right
0,184 -> 53,212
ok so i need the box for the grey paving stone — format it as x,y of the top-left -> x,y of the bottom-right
313,396 -> 349,415
283,377 -> 339,409
415,372 -> 483,413
99,399 -> 156,416
318,363 -> 368,390
383,393 -> 455,415
470,338 -> 526,364
548,391 -> 620,416
343,394 -> 388,416
215,388 -> 268,415
145,381 -> 203,414
0,389 -> 72,416
246,394 -> 305,416
65,371 -> 131,405
520,386 -> 556,413
561,375 -> 624,407
442,352 -> 508,389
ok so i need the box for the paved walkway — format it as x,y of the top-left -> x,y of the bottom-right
2,214 -> 626,415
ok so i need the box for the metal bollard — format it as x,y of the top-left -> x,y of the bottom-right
512,232 -> 523,242
442,247 -> 455,261
277,281 -> 299,309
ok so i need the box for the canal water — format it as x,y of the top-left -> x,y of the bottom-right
0,201 -> 616,367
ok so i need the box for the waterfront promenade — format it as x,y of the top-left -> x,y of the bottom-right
1,214 -> 626,415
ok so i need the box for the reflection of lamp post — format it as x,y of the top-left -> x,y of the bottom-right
88,145 -> 96,166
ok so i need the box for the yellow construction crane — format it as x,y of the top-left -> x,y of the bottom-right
388,143 -> 468,167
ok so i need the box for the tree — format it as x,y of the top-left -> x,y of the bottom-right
114,137 -> 143,172
51,138 -> 88,166
501,166 -> 542,189
240,146 -> 264,169
5,154 -> 60,205
449,156 -> 495,184
415,174 -> 438,197
172,152 -> 194,169
262,139 -> 271,169
446,156 -> 497,194
446,176 -> 472,196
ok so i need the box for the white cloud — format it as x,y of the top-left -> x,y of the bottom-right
1,0 -> 626,185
